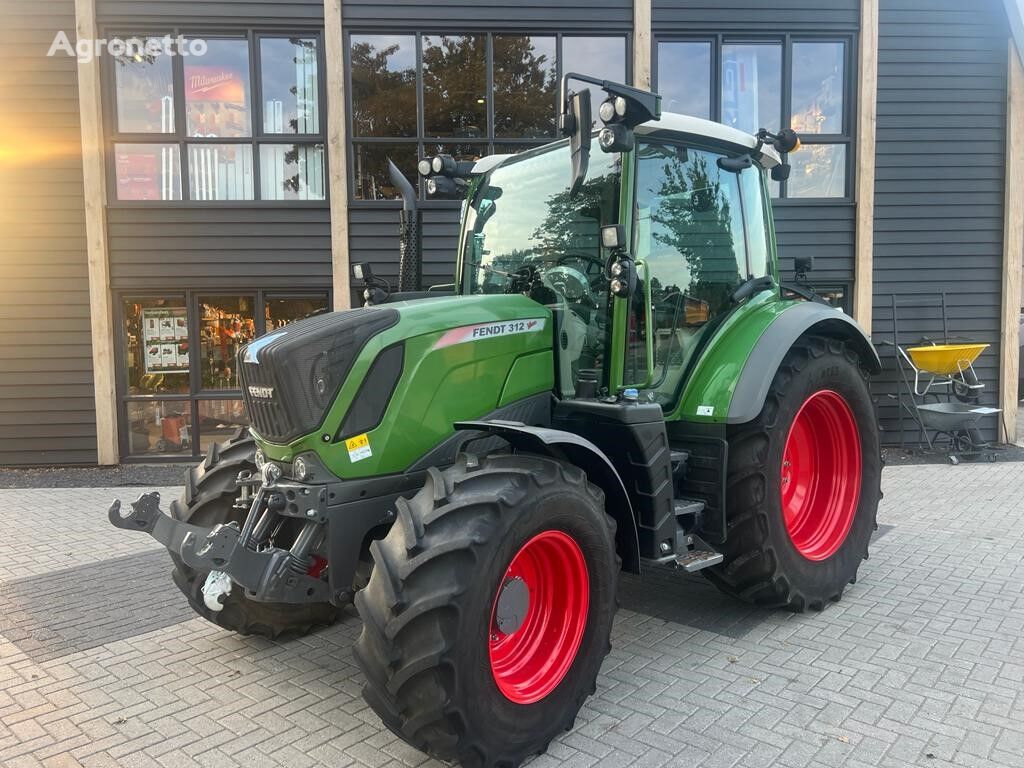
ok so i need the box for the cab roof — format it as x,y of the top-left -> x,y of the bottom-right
637,112 -> 781,167
469,112 -> 781,175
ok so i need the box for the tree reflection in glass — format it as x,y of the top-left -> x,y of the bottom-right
350,35 -> 417,137
423,35 -> 487,137
493,36 -> 557,139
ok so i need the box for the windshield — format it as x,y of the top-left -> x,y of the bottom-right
462,143 -> 621,298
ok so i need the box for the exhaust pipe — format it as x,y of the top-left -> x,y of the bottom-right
388,159 -> 421,292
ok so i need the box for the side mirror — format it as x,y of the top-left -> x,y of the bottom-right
560,88 -> 592,198
794,256 -> 814,275
771,164 -> 791,182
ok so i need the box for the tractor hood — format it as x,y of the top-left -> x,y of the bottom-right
240,294 -> 555,479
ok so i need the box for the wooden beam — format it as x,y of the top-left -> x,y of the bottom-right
325,0 -> 351,310
74,0 -> 118,465
633,0 -> 652,90
853,0 -> 879,330
1000,38 -> 1024,444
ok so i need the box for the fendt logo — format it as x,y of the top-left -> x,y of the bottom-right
248,386 -> 275,399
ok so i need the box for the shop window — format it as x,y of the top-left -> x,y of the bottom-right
199,296 -> 256,390
656,41 -> 712,120
493,36 -> 556,139
266,294 -> 330,330
120,291 -> 329,459
654,36 -> 851,200
127,401 -> 193,456
260,37 -> 320,134
187,144 -> 254,200
350,34 -> 418,137
108,30 -> 326,203
114,143 -> 181,201
788,144 -> 846,198
721,43 -> 782,135
422,35 -> 487,138
353,142 -> 420,201
197,399 -> 248,454
348,32 -> 628,201
260,143 -> 326,201
561,36 -> 627,117
114,39 -> 175,133
122,296 -> 190,395
184,39 -> 252,137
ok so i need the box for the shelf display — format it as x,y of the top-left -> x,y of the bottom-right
200,295 -> 256,390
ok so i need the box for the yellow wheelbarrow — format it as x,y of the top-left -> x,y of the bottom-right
898,342 -> 988,399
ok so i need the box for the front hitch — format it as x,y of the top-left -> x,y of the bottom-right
107,491 -> 332,604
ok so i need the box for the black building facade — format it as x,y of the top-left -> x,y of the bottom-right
0,0 -> 1021,464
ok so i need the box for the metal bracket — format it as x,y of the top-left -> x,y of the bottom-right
107,492 -> 331,604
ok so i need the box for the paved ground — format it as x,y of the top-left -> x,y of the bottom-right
1,462 -> 1023,768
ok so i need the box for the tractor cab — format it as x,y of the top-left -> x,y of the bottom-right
450,107 -> 787,408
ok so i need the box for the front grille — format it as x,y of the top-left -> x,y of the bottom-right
239,306 -> 400,443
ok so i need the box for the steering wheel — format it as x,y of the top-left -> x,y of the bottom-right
555,252 -> 611,297
543,265 -> 593,304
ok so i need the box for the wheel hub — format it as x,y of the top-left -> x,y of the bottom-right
781,389 -> 862,561
494,576 -> 529,635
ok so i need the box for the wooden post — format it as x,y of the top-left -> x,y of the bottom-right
999,39 -> 1024,443
853,0 -> 879,330
325,0 -> 351,310
633,0 -> 652,90
74,0 -> 118,465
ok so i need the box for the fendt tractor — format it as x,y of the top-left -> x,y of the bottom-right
109,74 -> 882,767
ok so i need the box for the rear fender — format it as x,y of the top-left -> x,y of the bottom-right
454,421 -> 641,573
728,302 -> 881,424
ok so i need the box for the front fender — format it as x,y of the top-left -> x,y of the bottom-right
727,302 -> 880,424
454,420 -> 641,574
674,294 -> 880,425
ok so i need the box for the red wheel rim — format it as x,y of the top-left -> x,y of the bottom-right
781,390 -> 862,561
488,530 -> 589,705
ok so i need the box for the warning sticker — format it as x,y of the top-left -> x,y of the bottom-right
433,318 -> 546,349
696,405 -> 715,417
345,433 -> 372,463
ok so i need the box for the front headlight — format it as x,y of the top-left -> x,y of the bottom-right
293,456 -> 309,482
254,448 -> 266,470
261,461 -> 283,486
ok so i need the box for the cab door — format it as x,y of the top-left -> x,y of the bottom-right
620,141 -> 772,407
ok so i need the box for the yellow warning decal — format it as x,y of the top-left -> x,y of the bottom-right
345,433 -> 372,462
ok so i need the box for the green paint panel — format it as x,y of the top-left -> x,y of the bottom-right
500,350 -> 554,406
670,291 -> 800,423
258,294 -> 553,478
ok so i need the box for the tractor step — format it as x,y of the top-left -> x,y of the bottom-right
674,532 -> 723,573
675,547 -> 724,573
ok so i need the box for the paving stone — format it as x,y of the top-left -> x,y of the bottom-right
1,464 -> 1024,766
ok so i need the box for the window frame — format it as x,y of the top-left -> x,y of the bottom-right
115,288 -> 331,461
102,27 -> 329,207
653,33 -> 855,203
344,30 -> 632,205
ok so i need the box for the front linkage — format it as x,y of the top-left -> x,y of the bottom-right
108,462 -> 406,610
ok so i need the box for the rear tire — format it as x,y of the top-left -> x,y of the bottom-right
168,429 -> 344,639
704,336 -> 882,611
354,453 -> 618,768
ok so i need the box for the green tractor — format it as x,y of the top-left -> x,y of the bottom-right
109,75 -> 882,768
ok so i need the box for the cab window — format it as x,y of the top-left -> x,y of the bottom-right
626,142 -> 764,405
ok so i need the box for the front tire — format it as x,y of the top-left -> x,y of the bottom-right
704,336 -> 882,611
354,453 -> 618,768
